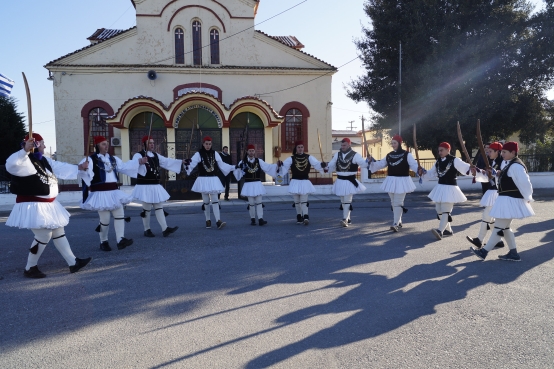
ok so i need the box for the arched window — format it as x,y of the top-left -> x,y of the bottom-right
210,29 -> 220,64
192,20 -> 202,65
284,108 -> 303,151
87,108 -> 109,153
175,28 -> 184,64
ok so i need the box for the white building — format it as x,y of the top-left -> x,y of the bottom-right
45,0 -> 336,184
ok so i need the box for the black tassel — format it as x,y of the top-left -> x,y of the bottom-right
164,210 -> 169,217
487,224 -> 490,230
202,204 -> 205,211
339,204 -> 343,210
402,206 -> 408,214
95,224 -> 101,232
247,205 -> 250,210
306,202 -> 309,207
219,204 -> 221,210
350,204 -> 353,211
497,230 -> 504,236
124,217 -> 131,223
140,210 -> 146,218
391,206 -> 393,211
437,214 -> 441,220
448,214 -> 453,222
292,202 -> 296,208
30,243 -> 39,254
262,204 -> 265,208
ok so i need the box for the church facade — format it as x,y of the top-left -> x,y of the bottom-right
45,0 -> 336,184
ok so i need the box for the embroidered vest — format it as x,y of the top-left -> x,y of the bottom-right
197,149 -> 218,177
291,154 -> 311,180
498,158 -> 526,199
90,154 -> 119,185
243,158 -> 263,182
137,150 -> 160,185
10,154 -> 55,196
336,150 -> 358,173
386,150 -> 410,177
436,155 -> 458,186
483,156 -> 503,192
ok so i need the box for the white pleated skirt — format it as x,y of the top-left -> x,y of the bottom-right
428,184 -> 467,203
6,200 -> 70,229
288,179 -> 316,195
480,189 -> 498,207
241,181 -> 266,197
333,178 -> 367,196
490,196 -> 535,219
132,184 -> 170,204
81,190 -> 131,211
380,176 -> 416,194
192,176 -> 224,195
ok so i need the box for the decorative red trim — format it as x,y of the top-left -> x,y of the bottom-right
173,83 -> 223,101
279,101 -> 310,153
169,96 -> 228,128
136,0 -> 254,20
228,102 -> 281,129
81,100 -> 115,156
111,102 -> 170,129
166,6 -> 226,32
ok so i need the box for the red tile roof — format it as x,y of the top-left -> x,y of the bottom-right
87,28 -> 127,43
269,36 -> 304,50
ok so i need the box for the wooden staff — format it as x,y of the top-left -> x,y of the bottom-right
456,121 -> 472,163
476,119 -> 490,168
412,124 -> 422,169
146,111 -> 154,150
360,115 -> 370,158
317,128 -> 325,162
21,72 -> 33,152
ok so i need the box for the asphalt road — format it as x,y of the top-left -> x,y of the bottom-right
1,194 -> 553,369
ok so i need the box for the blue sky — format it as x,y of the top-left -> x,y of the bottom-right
0,0 -> 549,153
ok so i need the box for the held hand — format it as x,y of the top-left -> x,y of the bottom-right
486,167 -> 493,179
469,165 -> 477,177
417,166 -> 424,176
24,138 -> 35,152
321,161 -> 327,168
78,161 -> 89,171
140,157 -> 149,165
277,160 -> 283,167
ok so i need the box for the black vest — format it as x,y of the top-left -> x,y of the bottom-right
498,158 -> 526,199
337,150 -> 359,173
197,149 -> 219,177
90,154 -> 119,185
436,155 -> 458,186
243,158 -> 263,182
291,154 -> 311,180
137,150 -> 161,185
386,150 -> 410,177
10,154 -> 54,196
483,156 -> 503,192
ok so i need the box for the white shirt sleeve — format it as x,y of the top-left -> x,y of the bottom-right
116,156 -> 140,177
369,157 -> 387,173
407,153 -> 419,173
259,159 -> 278,178
47,157 -> 78,180
215,152 -> 235,176
158,154 -> 183,174
454,157 -> 487,182
353,152 -> 369,169
233,160 -> 244,181
308,155 -> 325,174
509,163 -> 534,202
326,153 -> 338,173
186,152 -> 201,175
78,156 -> 94,186
279,157 -> 293,175
5,149 -> 36,177
133,153 -> 144,178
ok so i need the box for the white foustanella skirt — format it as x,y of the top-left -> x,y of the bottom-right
490,196 -> 535,219
288,179 -> 316,195
81,190 -> 132,211
332,178 -> 367,196
380,176 -> 416,194
6,200 -> 70,229
131,184 -> 170,204
241,181 -> 267,197
428,184 -> 467,203
192,176 -> 224,195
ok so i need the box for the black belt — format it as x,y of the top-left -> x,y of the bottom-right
337,175 -> 358,188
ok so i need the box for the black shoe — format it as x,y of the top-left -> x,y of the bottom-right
224,197 -> 230,201
24,265 -> 46,279
117,237 -> 133,250
398,223 -> 403,228
347,219 -> 352,224
443,230 -> 454,237
162,226 -> 179,237
498,249 -> 521,262
466,236 -> 482,248
303,215 -> 309,225
217,220 -> 226,229
69,257 -> 92,273
494,241 -> 505,249
251,218 -> 256,226
100,241 -> 111,252
471,246 -> 488,260
340,219 -> 349,228
259,218 -> 267,226
432,229 -> 443,240
296,214 -> 303,224
206,220 -> 212,229
390,225 -> 399,232
144,229 -> 155,238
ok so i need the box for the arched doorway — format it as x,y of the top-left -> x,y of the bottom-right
230,112 -> 265,188
129,112 -> 167,185
129,112 -> 166,156
175,107 -> 222,159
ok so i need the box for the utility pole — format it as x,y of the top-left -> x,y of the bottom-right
347,120 -> 357,131
398,41 -> 402,135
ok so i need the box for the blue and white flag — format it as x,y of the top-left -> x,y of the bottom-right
0,73 -> 15,97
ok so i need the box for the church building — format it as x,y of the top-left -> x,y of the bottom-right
45,0 -> 336,188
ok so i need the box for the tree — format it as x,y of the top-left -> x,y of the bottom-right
0,96 -> 27,165
349,0 -> 554,157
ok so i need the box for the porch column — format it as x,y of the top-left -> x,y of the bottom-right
166,127 -> 177,181
222,127 -> 230,149
264,127 -> 273,163
120,129 -> 131,185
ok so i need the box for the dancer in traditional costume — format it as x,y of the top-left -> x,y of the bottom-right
368,135 -> 419,231
419,142 -> 486,240
6,134 -> 92,278
219,146 -> 233,201
466,142 -> 505,249
324,138 -> 368,227
184,136 -> 235,229
131,136 -> 183,237
79,136 -> 144,251
471,142 -> 534,261
233,144 -> 278,225
277,140 -> 325,225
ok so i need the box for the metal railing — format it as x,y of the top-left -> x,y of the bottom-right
0,165 -> 10,194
